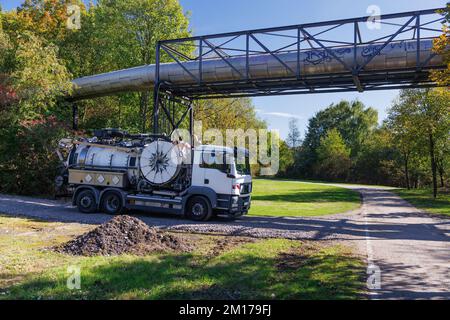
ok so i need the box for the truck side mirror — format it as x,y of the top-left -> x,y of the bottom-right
225,164 -> 233,178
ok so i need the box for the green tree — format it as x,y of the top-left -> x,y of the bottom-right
287,118 -> 301,148
387,97 -> 421,189
353,127 -> 405,186
304,100 -> 377,155
194,98 -> 267,176
11,32 -> 72,119
277,140 -> 295,177
0,21 -> 11,68
315,128 -> 351,181
299,100 -> 377,178
82,0 -> 190,132
195,98 -> 266,134
388,89 -> 450,198
435,134 -> 449,187
424,89 -> 450,195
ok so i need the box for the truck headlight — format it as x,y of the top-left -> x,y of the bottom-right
231,196 -> 239,207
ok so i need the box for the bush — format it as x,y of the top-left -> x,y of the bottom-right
0,116 -> 70,196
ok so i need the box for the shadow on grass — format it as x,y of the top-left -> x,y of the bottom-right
393,190 -> 450,216
3,247 -> 365,300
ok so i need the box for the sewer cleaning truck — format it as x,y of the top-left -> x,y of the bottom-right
57,128 -> 252,221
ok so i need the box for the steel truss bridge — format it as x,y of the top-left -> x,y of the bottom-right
70,8 -> 447,135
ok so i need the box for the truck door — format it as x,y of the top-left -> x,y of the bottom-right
201,151 -> 232,195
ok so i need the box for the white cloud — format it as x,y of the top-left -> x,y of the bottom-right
257,111 -> 303,119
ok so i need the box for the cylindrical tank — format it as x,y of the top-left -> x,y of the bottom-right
71,140 -> 187,186
71,39 -> 442,100
83,147 -> 131,168
71,144 -> 139,183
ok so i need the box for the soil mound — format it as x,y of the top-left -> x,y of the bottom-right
55,215 -> 192,256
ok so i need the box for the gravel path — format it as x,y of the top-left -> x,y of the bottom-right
0,185 -> 449,299
0,193 -> 360,240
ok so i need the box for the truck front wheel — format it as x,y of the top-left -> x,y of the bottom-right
186,196 -> 212,221
76,189 -> 97,214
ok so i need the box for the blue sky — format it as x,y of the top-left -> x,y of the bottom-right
1,0 -> 447,138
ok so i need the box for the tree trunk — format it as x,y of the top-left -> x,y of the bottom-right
428,133 -> 438,199
436,158 -> 445,188
404,153 -> 410,190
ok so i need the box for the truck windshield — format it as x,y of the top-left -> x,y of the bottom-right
235,155 -> 251,175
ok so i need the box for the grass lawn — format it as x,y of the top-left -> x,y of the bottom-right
0,215 -> 365,300
249,179 -> 361,217
393,189 -> 450,217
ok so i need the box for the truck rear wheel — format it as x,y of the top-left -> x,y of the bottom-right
186,196 -> 212,221
76,189 -> 97,214
100,191 -> 124,215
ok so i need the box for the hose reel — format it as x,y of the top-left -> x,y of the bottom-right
139,140 -> 183,186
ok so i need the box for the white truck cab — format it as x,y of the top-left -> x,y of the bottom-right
192,145 -> 252,217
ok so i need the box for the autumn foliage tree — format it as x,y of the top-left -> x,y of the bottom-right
0,7 -> 73,195
0,0 -> 266,196
0,21 -> 16,106
3,0 -> 86,42
431,4 -> 449,86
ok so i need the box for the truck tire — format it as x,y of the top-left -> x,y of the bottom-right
76,189 -> 97,214
100,191 -> 124,215
186,196 -> 212,221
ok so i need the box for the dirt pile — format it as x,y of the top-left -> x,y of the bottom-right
55,215 -> 193,256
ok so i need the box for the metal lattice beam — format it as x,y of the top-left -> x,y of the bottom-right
150,7 -> 445,102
